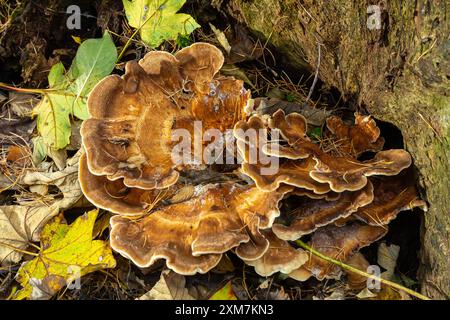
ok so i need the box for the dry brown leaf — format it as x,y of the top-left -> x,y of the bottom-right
137,270 -> 195,300
209,23 -> 231,54
0,152 -> 82,265
377,242 -> 400,279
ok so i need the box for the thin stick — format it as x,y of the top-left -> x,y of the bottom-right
303,41 -> 321,107
295,240 -> 430,300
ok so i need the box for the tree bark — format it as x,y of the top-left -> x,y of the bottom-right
215,0 -> 449,299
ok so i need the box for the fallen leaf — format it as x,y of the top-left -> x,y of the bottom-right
31,136 -> 67,169
377,242 -> 400,279
0,152 -> 83,265
209,281 -> 237,300
258,279 -> 270,289
0,93 -> 37,147
31,137 -> 47,165
67,120 -> 83,151
137,270 -> 195,300
7,92 -> 38,117
209,23 -> 231,54
399,273 -> 418,288
45,147 -> 67,171
13,209 -> 116,300
376,286 -> 411,300
324,288 -> 346,300
71,35 -> 82,45
92,212 -> 113,238
123,0 -> 200,47
259,286 -> 290,300
211,254 -> 235,274
356,243 -> 411,300
356,287 -> 378,299
224,24 -> 263,63
6,145 -> 30,165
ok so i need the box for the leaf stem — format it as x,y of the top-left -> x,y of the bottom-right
0,82 -> 46,94
295,240 -> 430,300
0,240 -> 39,257
0,82 -> 81,97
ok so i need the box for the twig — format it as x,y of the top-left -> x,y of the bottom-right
295,240 -> 430,300
303,41 -> 322,108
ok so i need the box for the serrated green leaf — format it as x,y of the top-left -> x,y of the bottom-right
34,32 -> 117,150
13,209 -> 116,300
123,0 -> 200,47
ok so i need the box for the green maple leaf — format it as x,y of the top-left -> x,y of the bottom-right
13,209 -> 116,300
34,32 -> 117,150
123,0 -> 200,47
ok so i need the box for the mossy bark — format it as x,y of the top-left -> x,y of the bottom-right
216,0 -> 449,298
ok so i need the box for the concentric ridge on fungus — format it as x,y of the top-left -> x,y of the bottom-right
81,42 -> 250,190
236,109 -> 412,193
109,183 -> 293,274
78,42 -> 423,278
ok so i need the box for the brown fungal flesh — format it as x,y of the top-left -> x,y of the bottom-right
353,174 -> 427,226
344,252 -> 371,290
240,157 -> 332,194
259,109 -> 412,192
109,183 -> 292,274
272,180 -> 374,240
299,223 -> 387,280
325,113 -> 385,158
243,230 -> 308,276
82,43 -> 250,190
78,152 -> 186,215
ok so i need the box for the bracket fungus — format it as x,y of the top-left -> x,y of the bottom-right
78,43 -> 423,282
272,181 -> 374,240
353,173 -> 427,226
258,109 -> 412,192
243,230 -> 309,277
109,183 -> 292,274
289,223 -> 387,281
81,42 -> 250,190
325,114 -> 385,158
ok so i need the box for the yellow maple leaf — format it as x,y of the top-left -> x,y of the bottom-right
209,281 -> 237,300
13,209 -> 116,300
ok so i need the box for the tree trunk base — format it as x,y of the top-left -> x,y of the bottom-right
214,0 -> 449,299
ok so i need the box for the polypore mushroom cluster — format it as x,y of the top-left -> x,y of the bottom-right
79,43 -> 426,282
